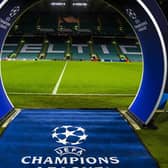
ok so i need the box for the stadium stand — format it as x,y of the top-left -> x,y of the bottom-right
12,13 -> 37,35
17,53 -> 38,60
72,44 -> 90,60
126,54 -> 142,62
88,40 -> 97,60
39,15 -> 57,31
46,43 -> 65,60
1,5 -> 142,62
8,1 -> 135,37
2,44 -> 18,58
94,44 -> 120,62
10,40 -> 25,59
38,40 -> 49,59
2,39 -> 142,62
59,16 -> 79,31
119,45 -> 142,62
79,16 -> 97,33
1,0 -> 143,62
17,44 -> 42,60
64,40 -> 72,60
112,41 -> 129,62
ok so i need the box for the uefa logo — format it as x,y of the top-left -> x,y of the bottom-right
52,125 -> 88,157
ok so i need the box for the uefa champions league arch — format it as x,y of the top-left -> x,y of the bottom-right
0,0 -> 168,126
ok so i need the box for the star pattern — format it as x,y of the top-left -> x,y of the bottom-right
52,125 -> 88,146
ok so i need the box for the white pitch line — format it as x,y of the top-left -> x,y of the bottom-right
52,61 -> 68,95
55,93 -> 135,97
8,92 -> 135,97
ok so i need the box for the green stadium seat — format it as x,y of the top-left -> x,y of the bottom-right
94,44 -> 120,62
72,44 -> 90,60
17,53 -> 38,60
119,45 -> 142,62
46,43 -> 65,60
2,44 -> 18,58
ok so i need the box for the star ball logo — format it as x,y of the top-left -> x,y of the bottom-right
126,8 -> 137,20
52,125 -> 88,146
52,125 -> 88,157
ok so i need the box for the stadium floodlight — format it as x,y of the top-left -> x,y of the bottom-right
50,2 -> 66,6
72,2 -> 88,7
0,0 -> 8,9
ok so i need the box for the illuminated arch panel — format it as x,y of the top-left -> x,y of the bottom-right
0,0 -> 168,125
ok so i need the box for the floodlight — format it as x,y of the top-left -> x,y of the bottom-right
50,2 -> 66,6
72,2 -> 88,7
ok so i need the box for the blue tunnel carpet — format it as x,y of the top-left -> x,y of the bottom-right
0,109 -> 158,168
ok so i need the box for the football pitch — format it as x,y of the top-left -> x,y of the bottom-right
1,60 -> 142,109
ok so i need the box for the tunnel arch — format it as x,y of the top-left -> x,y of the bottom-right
0,0 -> 168,125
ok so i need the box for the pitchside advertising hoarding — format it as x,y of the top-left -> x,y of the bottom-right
0,0 -> 168,124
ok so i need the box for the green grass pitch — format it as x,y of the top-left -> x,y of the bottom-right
2,61 -> 65,93
2,60 -> 142,94
1,60 -> 168,167
1,60 -> 142,108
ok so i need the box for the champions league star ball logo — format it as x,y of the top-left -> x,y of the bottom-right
52,125 -> 88,146
52,125 -> 88,156
126,9 -> 137,20
9,6 -> 20,18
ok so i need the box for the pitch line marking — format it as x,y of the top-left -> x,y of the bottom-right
52,61 -> 68,95
8,92 -> 135,97
55,93 -> 135,96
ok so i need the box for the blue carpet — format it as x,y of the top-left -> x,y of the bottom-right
0,109 -> 158,168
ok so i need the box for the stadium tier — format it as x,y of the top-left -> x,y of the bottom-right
47,43 -> 65,60
9,2 -> 134,37
119,45 -> 142,62
2,41 -> 142,62
17,44 -> 41,60
1,44 -> 18,58
4,1 -> 140,62
94,44 -> 120,62
72,44 -> 90,60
